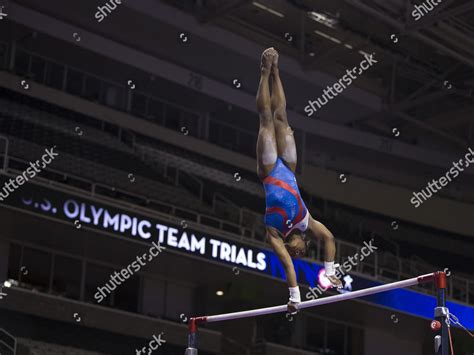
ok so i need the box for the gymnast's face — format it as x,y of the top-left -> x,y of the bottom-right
285,231 -> 307,258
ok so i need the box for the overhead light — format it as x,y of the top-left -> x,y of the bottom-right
307,11 -> 338,29
314,30 -> 361,54
216,290 -> 224,296
314,30 -> 361,55
3,280 -> 13,288
252,2 -> 285,18
308,52 -> 315,57
315,30 -> 341,44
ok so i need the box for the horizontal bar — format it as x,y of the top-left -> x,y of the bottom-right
197,273 -> 435,324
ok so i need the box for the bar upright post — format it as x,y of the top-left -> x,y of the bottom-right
433,271 -> 449,355
185,318 -> 198,355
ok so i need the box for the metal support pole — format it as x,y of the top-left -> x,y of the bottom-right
434,271 -> 449,355
185,318 -> 199,355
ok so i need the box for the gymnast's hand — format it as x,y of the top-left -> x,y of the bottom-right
287,300 -> 299,315
327,275 -> 343,289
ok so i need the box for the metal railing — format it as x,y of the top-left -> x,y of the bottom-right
2,152 -> 257,243
136,143 -> 263,236
0,328 -> 17,355
7,44 -> 203,138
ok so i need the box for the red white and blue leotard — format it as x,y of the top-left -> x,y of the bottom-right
263,158 -> 309,238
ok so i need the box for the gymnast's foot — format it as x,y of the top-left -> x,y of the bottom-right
261,47 -> 276,74
271,48 -> 279,71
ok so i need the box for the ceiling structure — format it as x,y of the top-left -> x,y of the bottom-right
164,0 -> 474,148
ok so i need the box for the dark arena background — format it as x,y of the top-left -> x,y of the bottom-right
0,0 -> 473,354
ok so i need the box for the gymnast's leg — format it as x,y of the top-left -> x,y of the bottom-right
256,48 -> 278,180
270,51 -> 297,173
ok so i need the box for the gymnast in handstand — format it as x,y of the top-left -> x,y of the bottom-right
256,47 -> 342,314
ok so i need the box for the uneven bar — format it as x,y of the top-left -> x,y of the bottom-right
195,273 -> 435,323
186,272 -> 443,354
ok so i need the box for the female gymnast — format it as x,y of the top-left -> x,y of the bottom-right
255,47 -> 342,314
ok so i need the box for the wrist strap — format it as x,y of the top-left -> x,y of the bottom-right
325,261 -> 336,276
289,286 -> 301,303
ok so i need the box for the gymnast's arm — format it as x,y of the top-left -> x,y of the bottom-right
306,215 -> 342,288
266,227 -> 300,313
306,216 -> 336,261
266,228 -> 297,286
